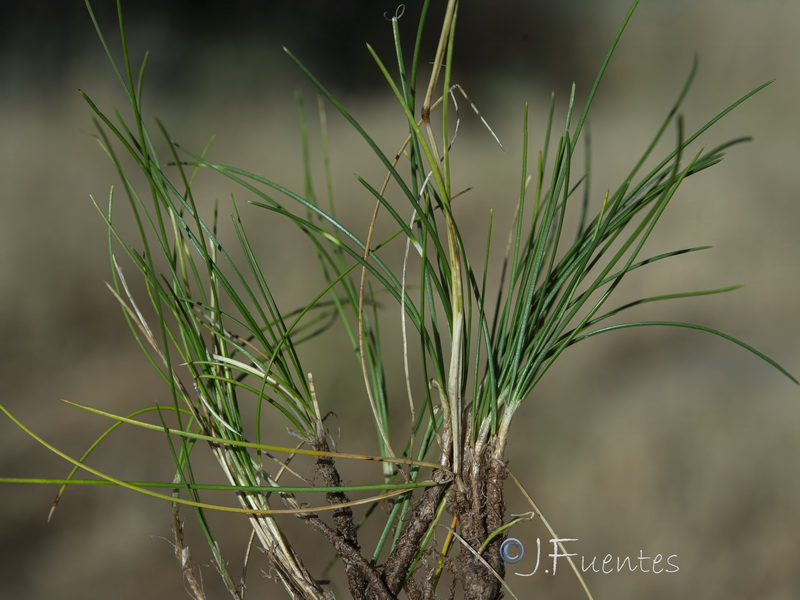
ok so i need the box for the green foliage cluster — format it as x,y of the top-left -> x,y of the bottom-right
1,1 -> 793,598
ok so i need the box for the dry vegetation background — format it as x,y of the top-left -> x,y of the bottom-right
1,1 -> 799,598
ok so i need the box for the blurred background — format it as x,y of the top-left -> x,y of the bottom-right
1,0 -> 799,598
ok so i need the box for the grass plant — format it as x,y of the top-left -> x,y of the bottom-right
1,1 -> 795,599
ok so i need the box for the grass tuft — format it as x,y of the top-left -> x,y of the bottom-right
1,1 -> 794,598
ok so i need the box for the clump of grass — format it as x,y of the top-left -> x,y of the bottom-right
1,1 -> 794,599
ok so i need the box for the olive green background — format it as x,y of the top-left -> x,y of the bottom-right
2,1 -> 799,598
